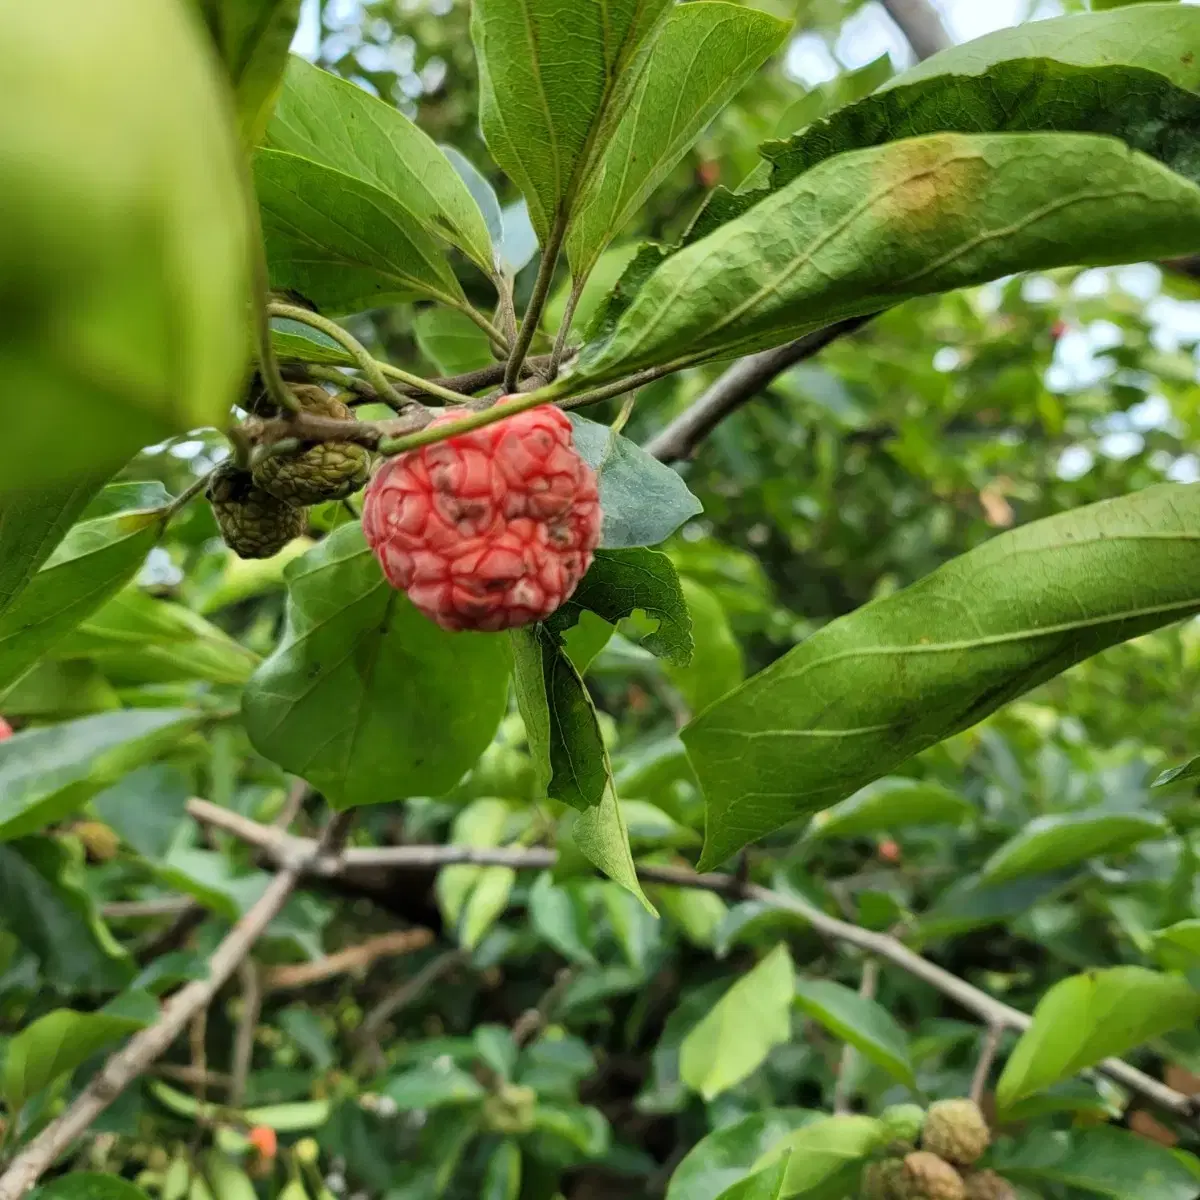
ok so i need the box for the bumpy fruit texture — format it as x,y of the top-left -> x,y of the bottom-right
901,1152 -> 966,1200
253,385 -> 372,504
208,462 -> 307,560
862,1158 -> 906,1200
363,404 -> 601,632
74,821 -> 120,862
963,1171 -> 1016,1200
921,1100 -> 991,1167
881,1103 -> 926,1149
0,717 -> 11,740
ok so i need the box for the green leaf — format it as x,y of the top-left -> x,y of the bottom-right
0,837 -> 133,990
792,977 -> 915,1087
1153,919 -> 1200,969
0,659 -> 120,721
471,0 -> 673,242
1,0 -> 250,495
1153,755 -> 1200,787
547,548 -> 694,666
441,146 -> 505,252
191,0 -> 301,145
0,509 -> 164,691
679,943 -> 793,1100
460,866 -> 516,950
569,415 -> 703,548
762,8 -> 1200,195
993,1126 -> 1200,1200
384,1061 -> 486,1110
752,1115 -> 884,1197
37,1175 -> 152,1200
666,1110 -> 821,1200
3,1008 -> 144,1111
996,966 -> 1200,1112
243,523 -> 511,808
982,810 -> 1170,884
241,1100 -> 330,1131
0,477 -> 108,620
528,873 -> 598,964
83,483 -> 172,522
666,579 -> 743,715
569,132 -> 1200,386
916,870 -> 1076,941
712,1157 -> 790,1200
530,1103 -> 610,1156
571,786 -> 654,914
685,484 -> 1200,868
265,57 -> 494,273
270,317 -> 356,366
481,1141 -> 522,1200
414,307 -> 493,376
255,148 -> 467,317
807,777 -> 973,840
92,765 -> 190,860
566,2 -> 788,280
655,887 -> 729,950
0,709 -> 197,842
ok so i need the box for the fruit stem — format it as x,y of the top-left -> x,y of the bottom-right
376,388 -> 558,457
163,470 -> 216,522
504,213 -> 567,392
266,303 -> 468,409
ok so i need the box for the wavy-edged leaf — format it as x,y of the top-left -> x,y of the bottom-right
996,966 -> 1200,1113
679,943 -> 793,1100
0,508 -> 164,691
471,0 -> 674,242
566,2 -> 789,279
982,810 -> 1169,884
807,777 -> 973,840
685,484 -> 1200,868
192,0 -> 301,145
569,415 -> 703,547
243,523 -> 511,807
255,148 -> 467,316
792,977 -> 914,1087
547,548 -> 693,665
568,132 -> 1200,386
266,57 -> 493,272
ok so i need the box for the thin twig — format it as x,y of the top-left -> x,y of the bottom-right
970,1022 -> 1005,1108
164,471 -> 216,522
549,283 -> 583,378
505,214 -> 568,391
0,809 -> 352,1200
273,779 -> 311,831
513,966 -> 575,1048
879,0 -> 952,60
103,898 -> 197,920
183,800 -> 1200,1131
229,961 -> 262,1108
153,1065 -> 233,1092
264,930 -> 434,990
833,959 -> 878,1114
189,1010 -> 208,1109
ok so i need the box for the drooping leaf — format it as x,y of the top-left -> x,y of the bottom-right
471,0 -> 674,241
191,0 -> 302,145
566,2 -> 789,279
752,1115 -> 884,1197
806,777 -> 973,840
679,943 -> 794,1099
981,810 -> 1169,883
569,415 -> 703,547
0,709 -> 198,842
685,484 -> 1200,868
414,308 -> 494,376
265,57 -> 494,272
993,1126 -> 1200,1200
244,523 -> 511,807
547,548 -> 693,665
1,0 -> 250,494
995,966 -> 1200,1112
3,1008 -> 145,1111
665,1110 -> 822,1200
0,837 -> 133,990
0,476 -> 108,620
255,149 -> 467,317
0,508 -> 164,691
792,977 -> 915,1087
568,133 -> 1200,387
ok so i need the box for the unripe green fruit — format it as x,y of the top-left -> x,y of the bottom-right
0,0 -> 249,493
253,386 -> 372,504
881,1103 -> 926,1149
208,461 -> 306,560
921,1099 -> 990,1167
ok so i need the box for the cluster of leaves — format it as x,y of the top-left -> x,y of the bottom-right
4,1 -> 1200,1200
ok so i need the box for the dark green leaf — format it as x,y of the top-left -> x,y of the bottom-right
530,1103 -> 610,1156
0,509 -> 165,691
413,308 -> 493,376
255,149 -> 467,317
569,415 -> 703,548
685,484 -> 1200,867
666,578 -> 743,714
279,1006 -> 334,1070
792,976 -> 915,1087
916,870 -> 1076,941
679,943 -> 794,1099
528,873 -> 598,964
384,1061 -> 486,1110
806,777 -> 973,840
982,810 -> 1169,883
271,317 -> 355,366
996,967 -> 1200,1112
91,765 -> 191,860
191,0 -> 301,145
0,709 -> 197,842
265,57 -> 493,272
37,1175 -> 152,1200
1154,755 -> 1200,787
244,524 -> 511,807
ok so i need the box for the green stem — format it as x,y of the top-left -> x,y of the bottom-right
266,304 -> 467,408
164,470 -> 216,521
548,281 -> 582,378
377,388 -> 557,456
552,362 -> 686,410
457,300 -> 511,351
504,214 -> 568,392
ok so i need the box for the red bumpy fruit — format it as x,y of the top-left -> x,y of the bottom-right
362,404 -> 602,632
0,717 -> 11,740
